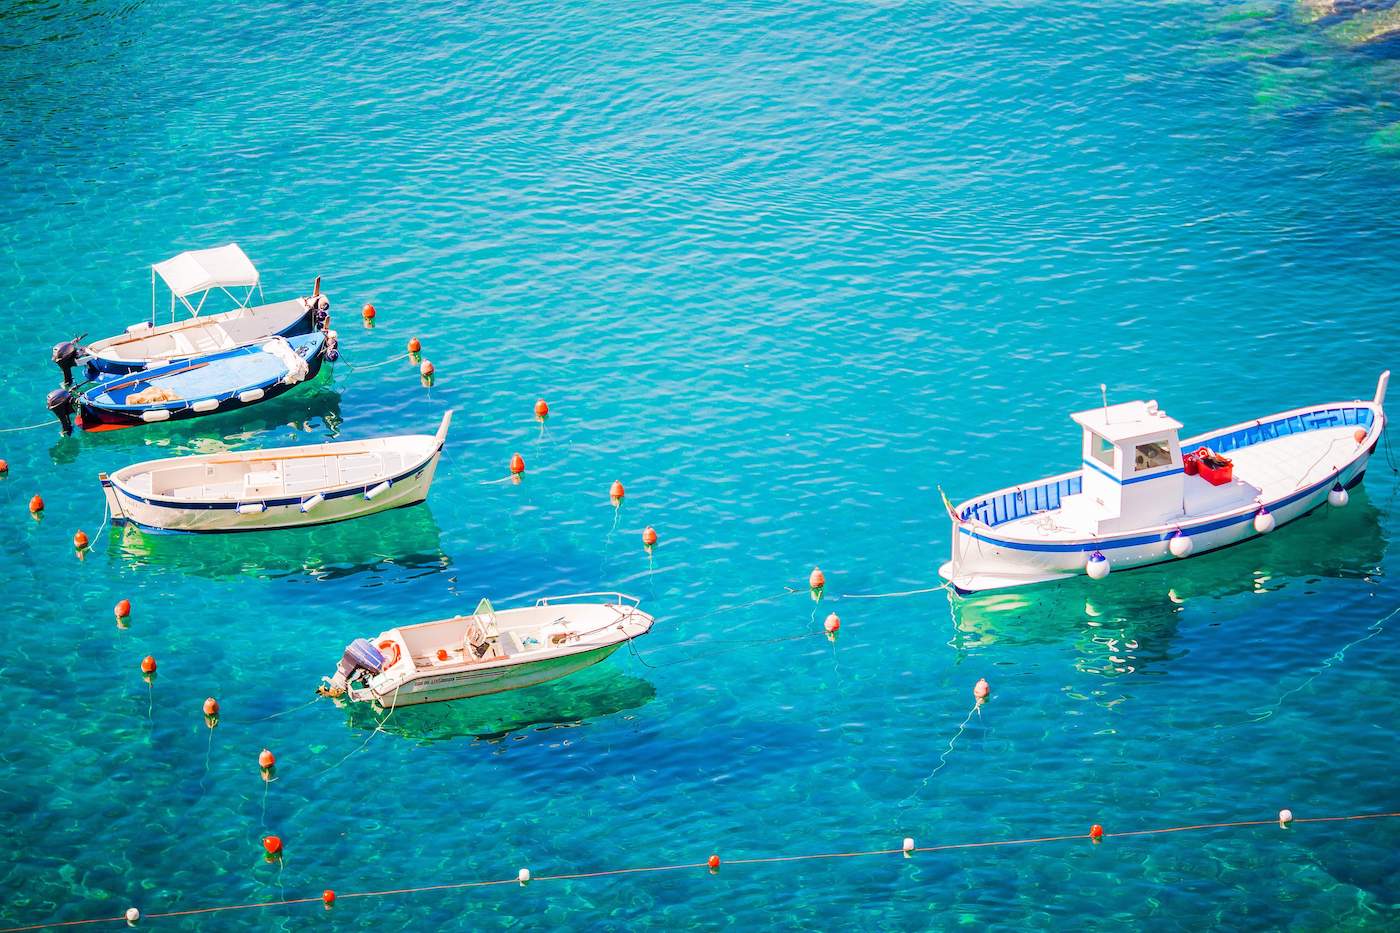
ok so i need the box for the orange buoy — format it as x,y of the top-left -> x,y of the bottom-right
203,697 -> 219,717
322,890 -> 335,908
974,678 -> 990,701
0,459 -> 8,474
510,452 -> 525,475
609,480 -> 625,501
29,494 -> 43,513
259,748 -> 276,770
361,303 -> 376,321
1089,824 -> 1104,840
262,835 -> 282,856
73,530 -> 89,550
707,854 -> 720,871
824,613 -> 840,634
809,567 -> 825,591
1354,428 -> 1368,444
419,359 -> 434,377
407,337 -> 421,353
140,655 -> 156,674
642,525 -> 658,547
114,599 -> 131,621
534,398 -> 549,419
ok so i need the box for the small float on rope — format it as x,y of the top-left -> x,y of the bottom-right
940,372 -> 1390,594
49,332 -> 335,435
97,412 -> 451,533
51,244 -> 326,383
319,594 -> 654,708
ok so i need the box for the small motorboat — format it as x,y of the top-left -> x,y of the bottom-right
320,594 -> 655,708
99,411 -> 451,533
939,372 -> 1390,594
49,332 -> 333,434
51,243 -> 326,382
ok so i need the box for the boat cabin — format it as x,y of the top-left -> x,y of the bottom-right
1061,400 -> 1187,533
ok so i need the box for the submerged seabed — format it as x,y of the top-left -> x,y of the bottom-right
2,1 -> 1400,930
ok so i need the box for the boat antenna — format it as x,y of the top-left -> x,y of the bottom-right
1100,383 -> 1109,422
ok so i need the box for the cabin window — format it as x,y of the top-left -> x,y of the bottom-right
1090,432 -> 1114,468
1134,438 -> 1172,472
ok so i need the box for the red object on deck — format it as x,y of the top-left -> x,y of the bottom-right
1182,449 -> 1202,476
1196,451 -> 1234,487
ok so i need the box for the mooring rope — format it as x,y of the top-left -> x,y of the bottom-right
336,352 -> 409,373
4,811 -> 1395,931
0,419 -> 54,434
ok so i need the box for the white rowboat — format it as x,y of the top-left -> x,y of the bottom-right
939,373 -> 1389,594
322,594 -> 655,708
99,411 -> 452,533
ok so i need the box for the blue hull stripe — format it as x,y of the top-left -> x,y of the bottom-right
1082,458 -> 1183,486
956,462 -> 1353,553
109,444 -> 440,512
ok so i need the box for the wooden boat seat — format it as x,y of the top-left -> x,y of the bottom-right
283,458 -> 331,494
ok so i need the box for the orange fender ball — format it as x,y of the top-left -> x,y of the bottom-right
140,656 -> 157,674
1354,428 -> 1368,444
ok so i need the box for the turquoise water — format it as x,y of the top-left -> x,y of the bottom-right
3,1 -> 1400,929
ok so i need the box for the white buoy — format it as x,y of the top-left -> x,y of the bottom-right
902,837 -> 915,856
1279,808 -> 1294,826
1168,531 -> 1194,558
1086,551 -> 1110,580
1328,484 -> 1349,508
517,868 -> 530,885
125,907 -> 140,926
1254,508 -> 1276,534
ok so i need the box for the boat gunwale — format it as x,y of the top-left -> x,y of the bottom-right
84,298 -> 311,360
949,398 -> 1383,547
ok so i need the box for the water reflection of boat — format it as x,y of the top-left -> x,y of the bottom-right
112,500 -> 447,583
949,486 -> 1387,669
337,667 -> 657,743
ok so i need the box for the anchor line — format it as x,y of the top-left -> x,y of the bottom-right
313,683 -> 400,778
0,419 -> 54,434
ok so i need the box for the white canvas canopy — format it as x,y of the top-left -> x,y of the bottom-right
150,244 -> 263,319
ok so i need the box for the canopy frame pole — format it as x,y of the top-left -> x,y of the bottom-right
150,268 -> 156,326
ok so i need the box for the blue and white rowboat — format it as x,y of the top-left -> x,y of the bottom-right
99,411 -> 452,533
939,372 -> 1390,594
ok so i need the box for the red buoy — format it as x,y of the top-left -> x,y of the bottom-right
809,567 -> 825,590
203,697 -> 219,717
419,359 -> 434,377
407,337 -> 421,353
824,613 -> 840,634
1354,428 -> 1368,444
361,303 -> 376,321
510,453 -> 525,475
707,854 -> 720,871
322,890 -> 336,908
974,678 -> 990,701
29,494 -> 43,513
1089,824 -> 1104,840
610,480 -> 625,501
73,530 -> 89,550
140,655 -> 156,674
642,525 -> 658,547
534,398 -> 549,419
259,748 -> 276,769
114,599 -> 131,621
262,835 -> 282,856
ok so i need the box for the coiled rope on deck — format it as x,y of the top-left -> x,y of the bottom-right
2,810 -> 1395,932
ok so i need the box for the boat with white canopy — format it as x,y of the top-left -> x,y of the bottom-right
51,244 -> 326,382
939,372 -> 1389,594
320,594 -> 654,708
99,411 -> 451,533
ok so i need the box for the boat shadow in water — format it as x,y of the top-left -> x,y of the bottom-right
339,668 -> 657,744
111,499 -> 446,583
948,487 -> 1388,673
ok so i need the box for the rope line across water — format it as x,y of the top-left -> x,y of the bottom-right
3,811 -> 1395,932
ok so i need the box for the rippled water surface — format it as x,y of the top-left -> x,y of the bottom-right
3,1 -> 1400,929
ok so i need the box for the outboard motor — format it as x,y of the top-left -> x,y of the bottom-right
320,637 -> 385,696
52,338 -> 84,386
47,388 -> 75,436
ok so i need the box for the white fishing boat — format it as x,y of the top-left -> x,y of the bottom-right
52,244 -> 327,382
939,373 -> 1389,594
320,594 -> 655,708
98,411 -> 451,533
